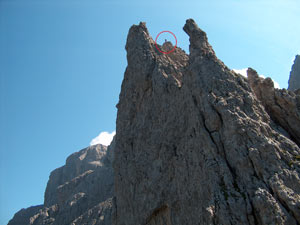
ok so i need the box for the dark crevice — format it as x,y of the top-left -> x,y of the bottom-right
200,111 -> 247,225
192,95 -> 198,106
212,105 -> 224,127
245,211 -> 252,225
144,204 -> 170,225
172,144 -> 179,158
212,198 -> 220,225
247,152 -> 261,181
246,192 -> 260,225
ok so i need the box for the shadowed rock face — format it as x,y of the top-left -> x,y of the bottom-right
7,205 -> 43,225
288,55 -> 300,91
113,19 -> 300,225
8,143 -> 114,225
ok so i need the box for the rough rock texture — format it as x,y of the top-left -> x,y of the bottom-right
288,55 -> 300,91
8,143 -> 114,225
44,144 -> 113,207
247,68 -> 300,147
113,19 -> 300,225
72,198 -> 113,225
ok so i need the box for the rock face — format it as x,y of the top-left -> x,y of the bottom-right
8,143 -> 114,225
247,68 -> 300,147
113,19 -> 300,225
44,144 -> 113,207
288,55 -> 300,91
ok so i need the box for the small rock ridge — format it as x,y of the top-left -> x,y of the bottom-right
183,18 -> 216,59
8,143 -> 115,225
247,67 -> 300,147
161,41 -> 174,52
125,19 -> 216,64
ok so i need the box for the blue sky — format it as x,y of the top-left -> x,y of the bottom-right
0,0 -> 299,224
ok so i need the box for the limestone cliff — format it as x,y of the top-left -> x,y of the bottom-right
247,68 -> 300,147
288,55 -> 300,91
8,19 -> 300,225
113,19 -> 300,225
8,143 -> 114,225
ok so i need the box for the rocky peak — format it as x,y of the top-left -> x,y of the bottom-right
288,55 -> 300,91
113,19 -> 300,225
183,18 -> 215,59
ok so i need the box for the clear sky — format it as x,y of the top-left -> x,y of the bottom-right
0,0 -> 299,224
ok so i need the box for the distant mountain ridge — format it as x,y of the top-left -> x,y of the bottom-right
8,143 -> 114,225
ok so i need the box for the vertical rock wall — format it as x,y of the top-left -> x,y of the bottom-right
113,19 -> 300,225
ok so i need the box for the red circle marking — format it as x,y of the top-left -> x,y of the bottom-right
155,31 -> 177,54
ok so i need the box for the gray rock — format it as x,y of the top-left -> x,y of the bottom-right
8,143 -> 114,225
113,19 -> 300,225
7,205 -> 43,225
71,198 -> 113,225
288,55 -> 300,91
44,144 -> 109,207
247,67 -> 300,147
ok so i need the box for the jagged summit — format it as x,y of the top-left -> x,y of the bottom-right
183,18 -> 215,58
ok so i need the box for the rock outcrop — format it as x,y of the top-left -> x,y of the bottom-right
247,68 -> 300,147
8,143 -> 114,225
288,55 -> 300,91
44,144 -> 113,207
113,19 -> 300,225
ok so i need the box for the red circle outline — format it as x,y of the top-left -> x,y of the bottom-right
155,31 -> 177,54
